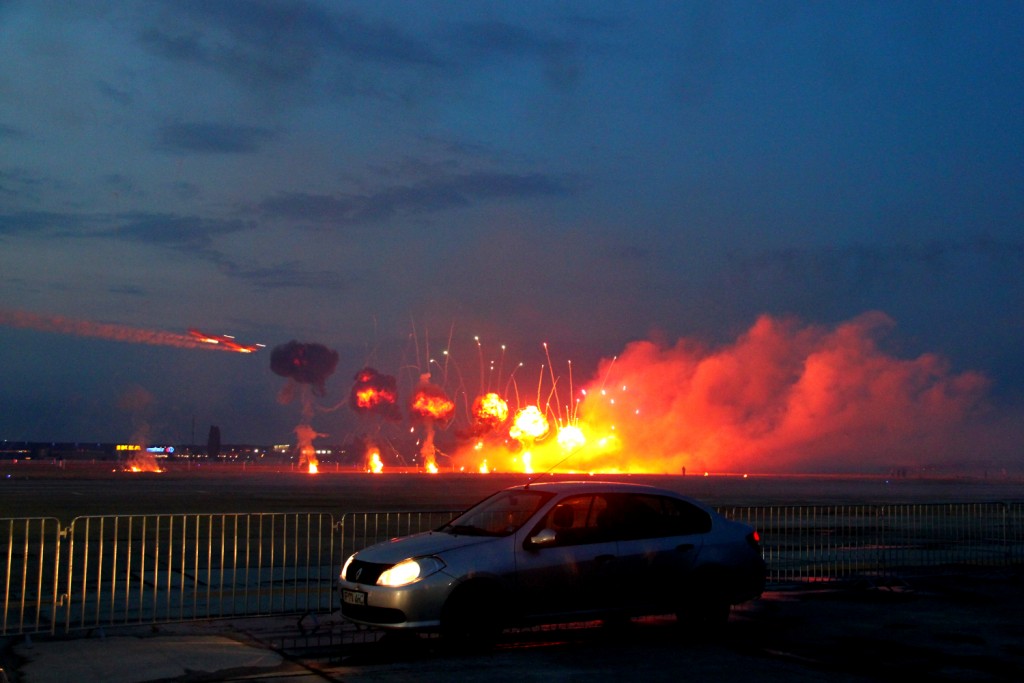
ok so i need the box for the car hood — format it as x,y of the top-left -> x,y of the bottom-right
354,530 -> 501,564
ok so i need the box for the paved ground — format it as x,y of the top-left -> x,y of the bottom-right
3,569 -> 1022,683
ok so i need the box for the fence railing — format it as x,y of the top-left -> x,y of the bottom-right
3,512 -> 339,637
339,510 -> 461,562
720,503 -> 1024,583
1,518 -> 62,637
62,512 -> 338,632
3,503 -> 1022,637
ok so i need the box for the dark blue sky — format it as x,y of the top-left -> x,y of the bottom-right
1,2 -> 1021,471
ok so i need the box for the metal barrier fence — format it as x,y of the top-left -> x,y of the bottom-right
339,510 -> 461,562
1,518 -> 62,637
720,502 -> 1024,582
3,512 -> 337,636
3,503 -> 1022,637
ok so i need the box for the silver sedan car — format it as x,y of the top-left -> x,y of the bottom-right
339,481 -> 765,643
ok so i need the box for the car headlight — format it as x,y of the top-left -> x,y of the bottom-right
340,553 -> 356,581
377,556 -> 446,587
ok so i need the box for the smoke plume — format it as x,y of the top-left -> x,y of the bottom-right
270,340 -> 339,396
576,312 -> 990,473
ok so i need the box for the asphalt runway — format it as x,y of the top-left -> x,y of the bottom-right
2,461 -> 1022,523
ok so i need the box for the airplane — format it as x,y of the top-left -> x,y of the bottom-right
187,328 -> 266,353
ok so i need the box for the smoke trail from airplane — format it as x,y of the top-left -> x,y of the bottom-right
0,308 -> 241,352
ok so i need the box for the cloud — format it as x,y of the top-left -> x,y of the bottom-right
733,238 -> 1024,281
219,261 -> 356,292
138,0 -> 441,89
260,171 -> 572,226
0,211 -> 91,237
449,20 -> 582,88
0,168 -> 50,206
109,212 -> 252,249
0,206 -> 346,294
722,238 -> 1024,321
156,122 -> 279,154
0,123 -> 24,139
95,80 -> 133,106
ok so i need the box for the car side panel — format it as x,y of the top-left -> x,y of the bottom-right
614,533 -> 705,612
513,538 -> 619,620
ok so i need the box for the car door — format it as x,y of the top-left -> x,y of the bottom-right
513,494 -> 619,620
606,493 -> 708,613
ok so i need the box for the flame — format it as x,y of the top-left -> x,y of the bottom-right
124,450 -> 164,473
293,424 -> 322,474
426,460 -> 439,474
479,459 -> 489,474
367,448 -> 383,473
557,424 -> 586,452
356,385 -> 396,410
472,392 -> 509,427
510,405 -> 549,440
126,464 -> 163,473
411,391 -> 456,422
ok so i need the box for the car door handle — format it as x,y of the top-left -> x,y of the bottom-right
595,554 -> 616,564
676,543 -> 695,552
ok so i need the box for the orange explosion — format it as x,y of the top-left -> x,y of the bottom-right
509,405 -> 549,440
450,312 -> 992,475
472,392 -> 509,427
411,392 -> 456,422
410,376 -> 455,473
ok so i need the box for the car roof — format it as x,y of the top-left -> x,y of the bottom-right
505,480 -> 691,497
505,481 -> 719,516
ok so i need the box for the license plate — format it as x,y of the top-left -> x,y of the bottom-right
342,589 -> 366,606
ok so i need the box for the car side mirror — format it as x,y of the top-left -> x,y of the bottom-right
525,527 -> 558,550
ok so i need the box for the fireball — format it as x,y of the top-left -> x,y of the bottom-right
472,392 -> 509,427
509,405 -> 549,440
411,391 -> 456,423
557,424 -> 586,452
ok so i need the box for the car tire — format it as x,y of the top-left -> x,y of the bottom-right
440,581 -> 505,650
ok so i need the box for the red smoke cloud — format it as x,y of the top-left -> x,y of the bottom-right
575,312 -> 990,473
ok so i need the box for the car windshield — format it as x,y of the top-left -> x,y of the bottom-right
439,489 -> 554,537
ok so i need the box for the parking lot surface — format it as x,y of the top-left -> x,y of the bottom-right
4,569 -> 1022,682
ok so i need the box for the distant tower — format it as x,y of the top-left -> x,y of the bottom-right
207,425 -> 221,459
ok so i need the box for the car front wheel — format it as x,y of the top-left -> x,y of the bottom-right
440,581 -> 505,649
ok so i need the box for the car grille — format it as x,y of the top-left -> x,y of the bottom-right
341,602 -> 406,624
344,559 -> 391,586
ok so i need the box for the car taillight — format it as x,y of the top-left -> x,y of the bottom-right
746,530 -> 762,549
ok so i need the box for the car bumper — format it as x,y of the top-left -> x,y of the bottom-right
338,573 -> 455,630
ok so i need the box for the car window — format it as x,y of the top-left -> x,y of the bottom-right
598,494 -> 712,540
441,489 -> 554,536
534,495 -> 610,546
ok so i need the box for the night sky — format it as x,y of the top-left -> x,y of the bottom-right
1,2 -> 1021,474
